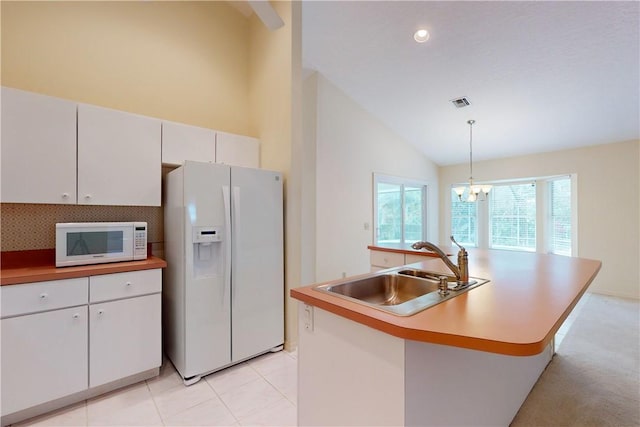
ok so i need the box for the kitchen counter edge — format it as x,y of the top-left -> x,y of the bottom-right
1,256 -> 167,286
291,249 -> 601,357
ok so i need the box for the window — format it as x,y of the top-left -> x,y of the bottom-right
451,188 -> 478,246
489,183 -> 537,251
450,175 -> 575,255
374,174 -> 427,245
549,177 -> 572,256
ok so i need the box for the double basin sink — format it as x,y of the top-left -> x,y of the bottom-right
314,268 -> 489,316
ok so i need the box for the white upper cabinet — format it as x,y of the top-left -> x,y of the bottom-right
162,121 -> 216,166
78,104 -> 161,206
1,87 -> 77,204
216,131 -> 260,168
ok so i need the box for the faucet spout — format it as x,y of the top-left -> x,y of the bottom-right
411,236 -> 470,284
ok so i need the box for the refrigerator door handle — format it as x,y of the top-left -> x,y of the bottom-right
232,186 -> 240,306
222,185 -> 232,302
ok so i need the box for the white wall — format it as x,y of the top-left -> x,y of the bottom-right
308,73 -> 439,283
439,140 -> 640,299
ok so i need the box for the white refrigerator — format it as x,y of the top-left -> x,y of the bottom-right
164,161 -> 284,384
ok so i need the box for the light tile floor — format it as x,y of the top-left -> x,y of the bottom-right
11,293 -> 593,427
13,350 -> 298,427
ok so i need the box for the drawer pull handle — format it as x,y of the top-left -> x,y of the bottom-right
39,293 -> 47,299
72,313 -> 80,319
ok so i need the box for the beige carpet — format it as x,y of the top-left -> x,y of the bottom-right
512,294 -> 640,427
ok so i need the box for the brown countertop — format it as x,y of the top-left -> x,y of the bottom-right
1,249 -> 167,286
291,248 -> 601,356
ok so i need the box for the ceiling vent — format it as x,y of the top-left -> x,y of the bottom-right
451,97 -> 470,108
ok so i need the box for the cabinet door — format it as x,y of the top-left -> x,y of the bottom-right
1,87 -> 77,204
215,132 -> 260,168
89,294 -> 161,388
78,104 -> 161,206
162,121 -> 216,166
1,307 -> 88,416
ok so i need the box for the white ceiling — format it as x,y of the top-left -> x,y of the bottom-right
302,1 -> 640,165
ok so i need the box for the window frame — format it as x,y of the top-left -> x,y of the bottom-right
373,173 -> 428,246
450,175 -> 577,256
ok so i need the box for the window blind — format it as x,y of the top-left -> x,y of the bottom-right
550,178 -> 572,256
451,188 -> 478,246
489,183 -> 536,251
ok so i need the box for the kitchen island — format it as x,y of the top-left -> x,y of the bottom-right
290,248 -> 601,426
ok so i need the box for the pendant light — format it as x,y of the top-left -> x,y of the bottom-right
453,120 -> 492,202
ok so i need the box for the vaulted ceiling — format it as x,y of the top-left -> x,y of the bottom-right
302,1 -> 639,165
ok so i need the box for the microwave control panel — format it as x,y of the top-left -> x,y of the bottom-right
133,222 -> 148,259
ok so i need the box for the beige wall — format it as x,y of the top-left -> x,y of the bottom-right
2,1 -> 301,347
1,1 -> 251,134
248,1 -> 301,350
439,140 -> 640,299
309,73 -> 440,283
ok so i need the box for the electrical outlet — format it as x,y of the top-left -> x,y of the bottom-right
303,303 -> 314,331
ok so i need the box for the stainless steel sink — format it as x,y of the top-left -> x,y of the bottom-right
314,268 -> 489,316
318,274 -> 441,306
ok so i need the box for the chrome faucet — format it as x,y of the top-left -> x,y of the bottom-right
411,236 -> 470,284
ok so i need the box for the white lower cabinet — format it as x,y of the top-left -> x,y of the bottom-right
370,250 -> 405,271
90,294 -> 161,387
0,268 -> 162,424
0,306 -> 88,416
370,249 -> 443,271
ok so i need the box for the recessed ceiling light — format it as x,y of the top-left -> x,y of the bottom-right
414,29 -> 430,43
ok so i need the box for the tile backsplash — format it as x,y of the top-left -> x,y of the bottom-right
1,203 -> 163,251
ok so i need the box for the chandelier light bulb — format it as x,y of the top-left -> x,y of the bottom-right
414,29 -> 430,43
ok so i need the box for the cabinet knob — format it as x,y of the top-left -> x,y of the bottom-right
98,309 -> 104,316
84,194 -> 92,199
62,193 -> 69,199
126,282 -> 132,286
39,293 -> 47,299
72,313 -> 80,319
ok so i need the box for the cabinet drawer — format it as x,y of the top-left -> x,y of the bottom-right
90,269 -> 161,303
370,251 -> 405,268
1,278 -> 88,318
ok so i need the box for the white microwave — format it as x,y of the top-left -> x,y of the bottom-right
56,222 -> 148,267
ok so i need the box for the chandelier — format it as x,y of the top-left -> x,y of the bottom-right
453,120 -> 492,202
